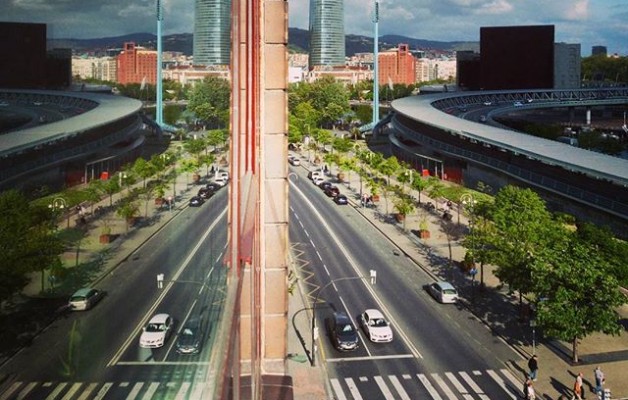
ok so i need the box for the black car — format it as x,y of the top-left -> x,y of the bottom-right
197,187 -> 214,199
324,186 -> 340,197
189,196 -> 205,207
318,181 -> 333,191
176,317 -> 205,355
334,194 -> 348,205
205,182 -> 222,192
326,311 -> 359,351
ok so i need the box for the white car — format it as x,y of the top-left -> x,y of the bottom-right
213,175 -> 229,187
427,281 -> 458,304
139,313 -> 174,348
288,156 -> 300,166
312,176 -> 325,186
359,309 -> 393,343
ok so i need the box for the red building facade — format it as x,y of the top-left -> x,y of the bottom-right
116,42 -> 157,85
378,44 -> 416,86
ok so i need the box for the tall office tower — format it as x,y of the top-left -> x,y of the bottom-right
309,0 -> 345,69
193,0 -> 231,66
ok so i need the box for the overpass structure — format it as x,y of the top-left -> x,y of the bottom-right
385,87 -> 628,234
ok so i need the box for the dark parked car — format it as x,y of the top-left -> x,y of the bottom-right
197,187 -> 214,199
205,182 -> 222,192
324,186 -> 340,197
176,317 -> 205,354
318,181 -> 333,191
334,194 -> 348,205
189,196 -> 205,207
326,311 -> 359,351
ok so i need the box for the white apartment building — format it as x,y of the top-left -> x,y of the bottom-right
72,56 -> 117,82
416,58 -> 457,83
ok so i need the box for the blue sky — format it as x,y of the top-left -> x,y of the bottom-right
3,0 -> 627,55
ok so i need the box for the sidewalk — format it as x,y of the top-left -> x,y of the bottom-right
303,153 -> 628,400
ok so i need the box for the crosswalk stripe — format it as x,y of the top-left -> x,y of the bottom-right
125,382 -> 144,400
500,368 -> 523,390
330,378 -> 347,400
61,383 -> 82,400
486,369 -> 518,399
388,375 -> 411,400
76,383 -> 99,400
0,382 -> 21,400
45,382 -> 67,400
93,382 -> 114,400
175,382 -> 191,399
417,374 -> 442,400
459,371 -> 490,400
445,372 -> 474,400
373,376 -> 395,400
431,373 -> 457,400
17,382 -> 37,400
344,377 -> 363,400
141,382 -> 160,400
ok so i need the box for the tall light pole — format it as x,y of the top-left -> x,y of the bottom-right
311,275 -> 367,366
461,193 -> 478,289
372,0 -> 380,126
156,0 -> 164,126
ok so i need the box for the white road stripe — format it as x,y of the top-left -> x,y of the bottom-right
445,372 -> 474,400
61,383 -> 82,400
175,382 -> 191,400
141,382 -> 160,399
125,382 -> 144,400
93,383 -> 114,400
0,382 -> 21,400
16,382 -> 37,400
431,373 -> 457,400
417,374 -> 442,400
500,368 -> 524,390
45,383 -> 67,400
330,378 -> 348,400
374,376 -> 395,400
344,377 -> 363,400
459,371 -> 490,400
77,383 -> 99,400
486,369 -> 518,399
388,375 -> 411,400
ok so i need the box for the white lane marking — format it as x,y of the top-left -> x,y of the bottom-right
16,382 -> 37,400
61,383 -> 82,400
473,370 -> 482,375
330,378 -> 348,400
108,208 -> 227,367
402,374 -> 411,380
141,382 -> 160,399
93,383 -> 114,400
45,382 -> 67,400
76,383 -> 99,400
374,376 -> 396,400
290,181 -> 422,359
500,368 -> 523,390
174,382 -> 191,400
431,373 -> 457,400
125,382 -> 144,400
459,371 -> 491,400
388,375 -> 411,400
344,377 -> 363,400
417,374 -> 443,400
445,372 -> 474,399
326,354 -> 415,362
486,369 -> 518,399
0,382 -> 21,400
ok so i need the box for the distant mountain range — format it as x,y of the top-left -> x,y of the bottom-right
51,28 -> 478,56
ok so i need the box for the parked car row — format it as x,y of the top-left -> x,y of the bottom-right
309,171 -> 349,205
139,313 -> 207,354
326,308 -> 394,352
190,180 -> 226,207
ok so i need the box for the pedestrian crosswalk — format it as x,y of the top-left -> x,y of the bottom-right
329,368 -> 523,400
0,380 -> 208,400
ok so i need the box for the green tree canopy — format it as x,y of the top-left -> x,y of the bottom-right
188,76 -> 230,129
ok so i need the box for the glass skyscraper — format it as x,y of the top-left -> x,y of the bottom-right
194,0 -> 231,66
309,0 -> 345,68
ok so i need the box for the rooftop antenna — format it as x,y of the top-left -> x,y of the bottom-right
156,0 -> 164,126
372,0 -> 379,126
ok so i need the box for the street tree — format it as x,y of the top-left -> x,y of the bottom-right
133,157 -> 157,189
188,76 -> 230,128
410,174 -> 430,204
532,234 -> 626,363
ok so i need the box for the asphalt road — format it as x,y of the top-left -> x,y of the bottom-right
0,187 -> 229,398
289,165 -> 525,399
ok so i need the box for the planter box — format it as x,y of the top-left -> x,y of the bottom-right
99,234 -> 111,244
419,229 -> 430,239
395,213 -> 406,222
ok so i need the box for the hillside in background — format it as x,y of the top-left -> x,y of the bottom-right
51,28 -> 477,56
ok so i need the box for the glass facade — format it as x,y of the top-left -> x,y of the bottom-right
309,0 -> 345,68
194,0 -> 231,66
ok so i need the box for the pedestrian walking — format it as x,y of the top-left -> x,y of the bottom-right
528,354 -> 539,381
594,366 -> 605,398
525,379 -> 536,400
572,372 -> 583,400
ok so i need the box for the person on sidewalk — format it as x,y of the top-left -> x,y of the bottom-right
525,380 -> 536,400
594,366 -> 605,398
527,354 -> 539,381
572,372 -> 583,400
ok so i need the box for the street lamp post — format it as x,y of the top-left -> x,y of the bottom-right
530,318 -> 537,355
460,193 -> 477,287
311,275 -> 368,366
46,197 -> 67,291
